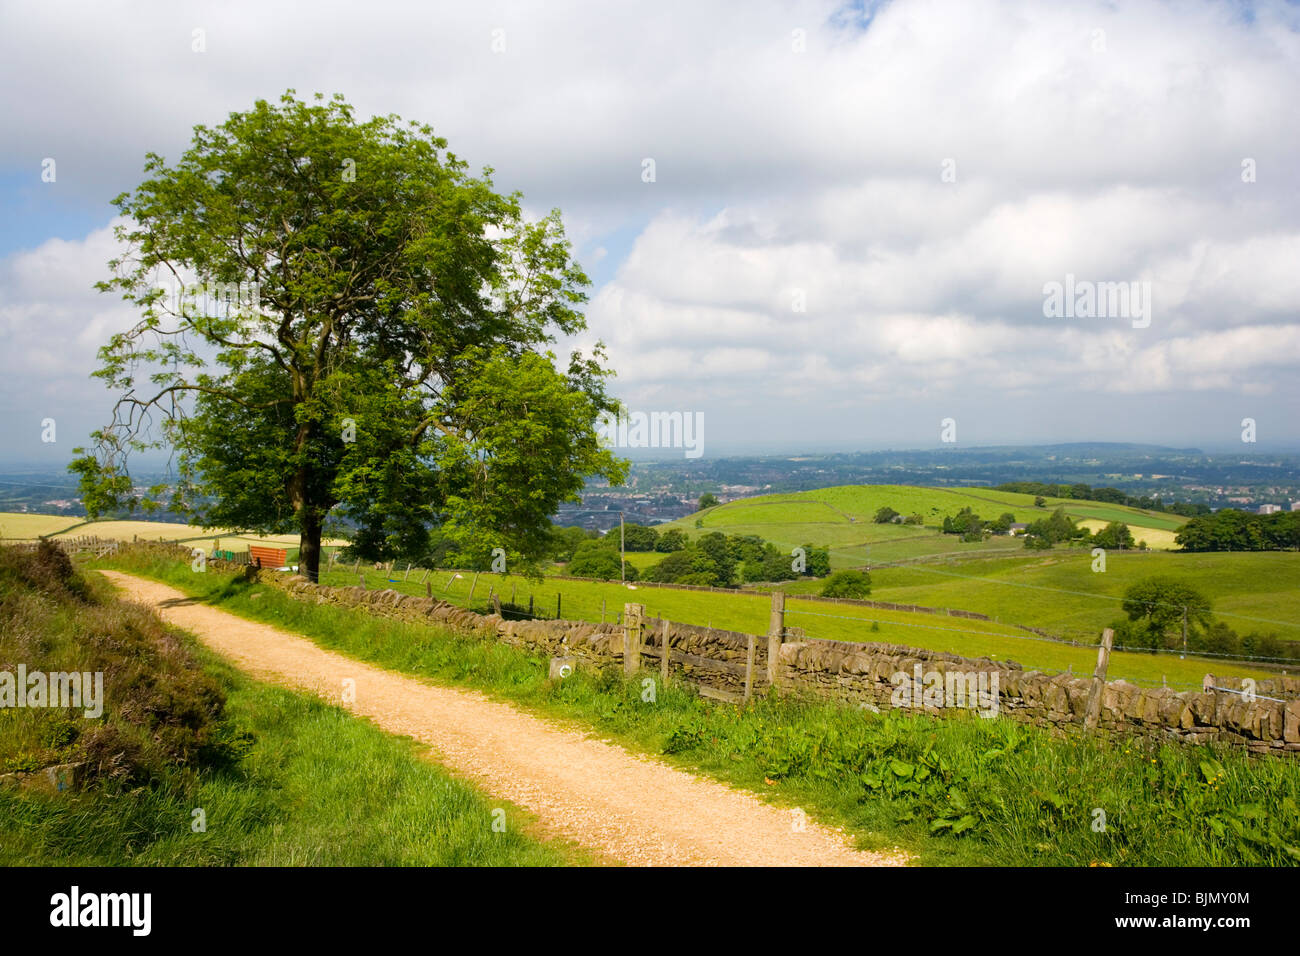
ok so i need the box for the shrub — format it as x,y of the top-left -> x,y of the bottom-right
820,569 -> 871,599
0,545 -> 225,785
656,529 -> 688,552
566,542 -> 635,581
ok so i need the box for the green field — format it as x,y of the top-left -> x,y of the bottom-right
326,564 -> 1276,690
779,548 -> 1300,649
626,485 -> 1297,655
653,484 -> 1188,569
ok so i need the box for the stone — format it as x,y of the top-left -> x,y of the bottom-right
548,657 -> 577,680
1286,701 -> 1300,744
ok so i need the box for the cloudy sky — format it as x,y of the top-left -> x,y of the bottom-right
2,0 -> 1298,470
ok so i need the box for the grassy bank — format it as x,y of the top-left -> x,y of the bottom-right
91,548 -> 1300,866
0,544 -> 582,866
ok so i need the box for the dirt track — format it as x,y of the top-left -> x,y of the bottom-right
100,571 -> 909,867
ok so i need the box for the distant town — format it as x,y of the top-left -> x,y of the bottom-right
7,443 -> 1297,534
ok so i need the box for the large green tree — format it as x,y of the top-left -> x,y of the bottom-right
72,92 -> 626,580
1120,577 -> 1213,651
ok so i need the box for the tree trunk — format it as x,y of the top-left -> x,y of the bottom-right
299,505 -> 323,583
289,456 -> 324,583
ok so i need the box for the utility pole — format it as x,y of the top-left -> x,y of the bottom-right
620,510 -> 626,583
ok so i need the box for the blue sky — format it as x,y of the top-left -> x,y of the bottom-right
2,0 -> 1299,470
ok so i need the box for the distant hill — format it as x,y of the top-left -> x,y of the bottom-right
657,483 -> 1186,567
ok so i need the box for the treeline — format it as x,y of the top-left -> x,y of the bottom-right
995,482 -> 1211,516
554,525 -> 830,587
1174,509 -> 1300,552
941,507 -> 1020,541
939,505 -> 1142,551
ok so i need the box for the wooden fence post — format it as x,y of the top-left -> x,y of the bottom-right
767,590 -> 786,686
556,592 -> 562,620
403,563 -> 411,581
528,594 -> 534,616
1084,628 -> 1114,730
492,593 -> 503,617
426,580 -> 432,599
623,603 -> 644,675
660,620 -> 671,684
467,572 -> 480,607
744,634 -> 756,701
359,573 -> 366,590
420,568 -> 429,585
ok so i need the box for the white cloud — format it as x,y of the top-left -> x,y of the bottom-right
2,0 -> 1299,451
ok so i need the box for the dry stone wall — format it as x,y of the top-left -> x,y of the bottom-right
130,545 -> 1299,755
777,640 -> 1300,755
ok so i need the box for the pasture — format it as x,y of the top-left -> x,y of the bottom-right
852,549 -> 1300,648
653,484 -> 1187,569
321,563 -> 1277,689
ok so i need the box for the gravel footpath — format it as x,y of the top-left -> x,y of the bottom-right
100,570 -> 910,867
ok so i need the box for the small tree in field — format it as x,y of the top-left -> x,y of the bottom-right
1121,577 -> 1212,651
820,569 -> 871,599
71,92 -> 625,581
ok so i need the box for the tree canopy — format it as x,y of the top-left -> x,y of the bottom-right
1175,509 -> 1300,552
1119,577 -> 1212,651
72,91 -> 625,579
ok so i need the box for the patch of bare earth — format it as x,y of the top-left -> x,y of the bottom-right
100,571 -> 910,867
